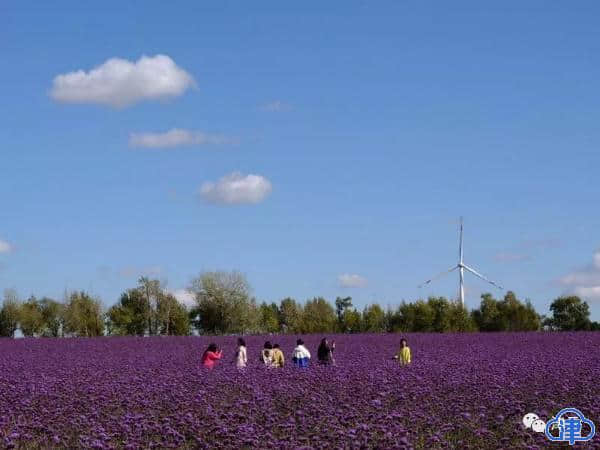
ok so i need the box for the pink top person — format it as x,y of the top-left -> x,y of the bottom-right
201,343 -> 222,369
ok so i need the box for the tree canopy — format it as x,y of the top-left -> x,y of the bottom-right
1,271 -> 598,337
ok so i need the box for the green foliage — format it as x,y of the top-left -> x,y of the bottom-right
106,304 -> 134,336
63,291 -> 104,337
410,300 -> 436,332
428,297 -> 451,332
19,296 -> 44,337
545,296 -> 591,331
107,281 -> 190,336
0,289 -> 21,338
1,271 -> 596,337
362,304 -> 386,332
138,277 -> 161,336
389,297 -> 476,333
259,302 -> 280,333
447,301 -> 477,332
335,296 -> 353,327
396,301 -> 416,332
39,298 -> 64,337
189,271 -> 256,335
499,292 -> 540,331
471,294 -> 502,331
301,297 -> 336,333
471,292 -> 540,332
278,297 -> 303,333
341,308 -> 362,333
156,293 -> 190,336
107,289 -> 149,336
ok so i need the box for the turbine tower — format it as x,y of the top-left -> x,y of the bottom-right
418,217 -> 503,306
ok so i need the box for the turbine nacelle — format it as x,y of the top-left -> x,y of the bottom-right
418,217 -> 503,306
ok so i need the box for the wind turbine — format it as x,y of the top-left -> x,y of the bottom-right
418,217 -> 503,306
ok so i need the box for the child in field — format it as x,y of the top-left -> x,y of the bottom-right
271,343 -> 285,368
261,341 -> 274,367
235,338 -> 247,369
393,338 -> 411,365
201,343 -> 222,369
292,338 -> 311,368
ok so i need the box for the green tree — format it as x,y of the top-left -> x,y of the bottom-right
138,277 -> 161,335
106,303 -> 134,336
259,302 -> 280,333
427,296 -> 451,332
341,308 -> 362,333
397,302 -> 416,332
497,291 -> 540,331
302,297 -> 336,333
362,304 -> 386,332
385,306 -> 403,332
189,271 -> 255,334
63,291 -> 104,337
472,293 -> 503,331
156,292 -> 190,335
412,300 -> 435,332
39,298 -> 64,337
447,300 -> 476,332
0,289 -> 21,338
335,296 -> 353,329
472,292 -> 541,332
278,297 -> 303,333
19,296 -> 44,337
545,296 -> 591,331
107,289 -> 149,336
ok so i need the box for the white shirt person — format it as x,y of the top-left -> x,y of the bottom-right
235,338 -> 247,369
292,338 -> 311,368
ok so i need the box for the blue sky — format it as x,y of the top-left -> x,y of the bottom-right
1,1 -> 599,319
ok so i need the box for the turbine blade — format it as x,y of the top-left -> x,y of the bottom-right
418,266 -> 458,288
459,216 -> 463,264
462,264 -> 503,289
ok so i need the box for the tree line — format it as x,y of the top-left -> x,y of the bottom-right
1,270 -> 598,338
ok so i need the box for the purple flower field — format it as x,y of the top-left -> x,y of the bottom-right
0,333 -> 599,449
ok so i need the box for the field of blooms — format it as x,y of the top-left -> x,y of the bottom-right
0,333 -> 599,449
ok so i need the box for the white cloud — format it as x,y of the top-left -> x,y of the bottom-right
574,286 -> 600,301
129,128 -> 236,149
338,273 -> 368,288
50,54 -> 195,108
594,251 -> 600,269
0,240 -> 12,253
171,289 -> 196,308
259,100 -> 290,112
200,172 -> 272,205
559,249 -> 600,302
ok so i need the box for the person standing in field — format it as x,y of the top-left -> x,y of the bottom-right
271,343 -> 285,368
235,338 -> 247,369
292,338 -> 311,368
393,338 -> 411,365
317,337 -> 335,365
261,341 -> 274,367
201,343 -> 223,369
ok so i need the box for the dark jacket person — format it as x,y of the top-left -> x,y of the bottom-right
317,338 -> 335,365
